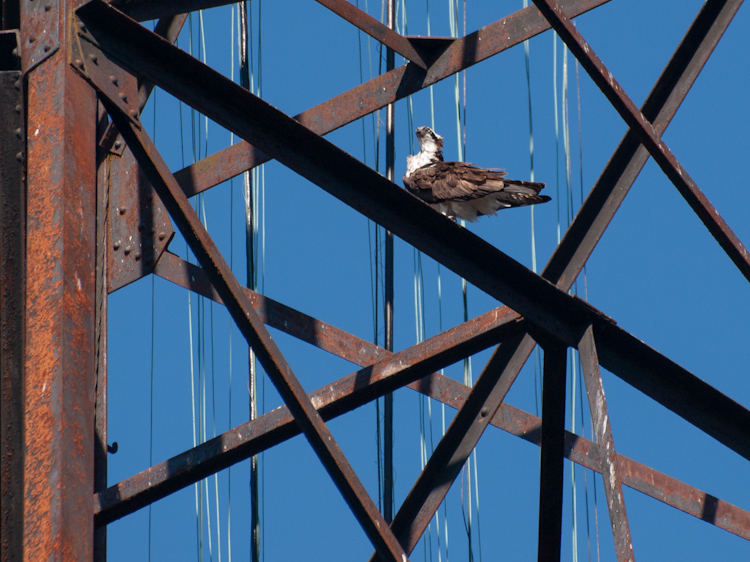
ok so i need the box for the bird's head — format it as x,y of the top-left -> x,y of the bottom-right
415,126 -> 444,155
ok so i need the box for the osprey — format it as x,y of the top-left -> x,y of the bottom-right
403,126 -> 551,222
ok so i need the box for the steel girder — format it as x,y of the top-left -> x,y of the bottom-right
36,0 -> 748,559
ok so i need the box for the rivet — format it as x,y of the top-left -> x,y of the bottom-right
28,36 -> 36,44
14,128 -> 22,139
14,104 -> 21,113
109,75 -> 118,86
78,22 -> 87,33
88,53 -> 98,64
15,152 -> 23,162
113,240 -> 121,250
124,246 -> 132,256
134,251 -> 142,261
43,44 -> 51,53
158,231 -> 166,241
74,58 -> 84,69
44,4 -> 51,11
129,109 -> 139,120
118,92 -> 128,103
113,140 -> 122,150
118,206 -> 127,215
480,406 -> 489,417
11,47 -> 18,57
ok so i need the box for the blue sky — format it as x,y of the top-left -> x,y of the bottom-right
105,1 -> 750,560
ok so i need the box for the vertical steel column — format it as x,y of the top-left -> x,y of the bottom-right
21,0 -> 98,559
95,120 -> 110,562
383,0 -> 396,525
0,32 -> 24,562
537,343 -> 567,561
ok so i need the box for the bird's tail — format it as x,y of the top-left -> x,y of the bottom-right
502,180 -> 551,205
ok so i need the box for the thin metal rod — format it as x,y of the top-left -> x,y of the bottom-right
98,97 -> 410,562
537,343 -> 567,562
578,325 -> 634,561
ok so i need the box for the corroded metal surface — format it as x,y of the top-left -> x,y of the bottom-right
579,326 -> 634,562
0,67 -> 24,562
172,0 -> 612,198
532,0 -> 750,282
106,147 -> 174,292
97,93 -> 410,561
22,4 -> 97,559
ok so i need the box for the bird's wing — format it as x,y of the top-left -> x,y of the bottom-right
405,162 -> 511,202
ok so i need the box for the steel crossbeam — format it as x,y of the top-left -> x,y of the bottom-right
98,102 -> 411,562
76,0 -> 750,466
171,0 -> 612,199
531,0 -> 750,283
92,303 -> 750,543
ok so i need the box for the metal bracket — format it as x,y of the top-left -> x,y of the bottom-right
106,145 -> 175,293
20,0 -> 59,73
70,16 -> 140,129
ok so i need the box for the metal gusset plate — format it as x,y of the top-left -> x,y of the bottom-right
71,25 -> 175,292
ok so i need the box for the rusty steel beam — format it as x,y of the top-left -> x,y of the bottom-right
95,297 -> 524,525
22,0 -> 99,558
75,0 -> 750,462
153,251 -> 525,367
77,0 -> 593,340
537,343 -> 567,562
532,0 -> 750,283
543,0 -> 744,289
372,0 -> 750,553
316,0 -> 426,67
95,93 -> 410,562
579,326 -> 634,561
94,359 -> 750,543
384,333 -> 536,557
0,59 -> 24,562
172,0 -> 612,198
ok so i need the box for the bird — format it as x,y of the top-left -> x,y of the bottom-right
403,126 -> 551,222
